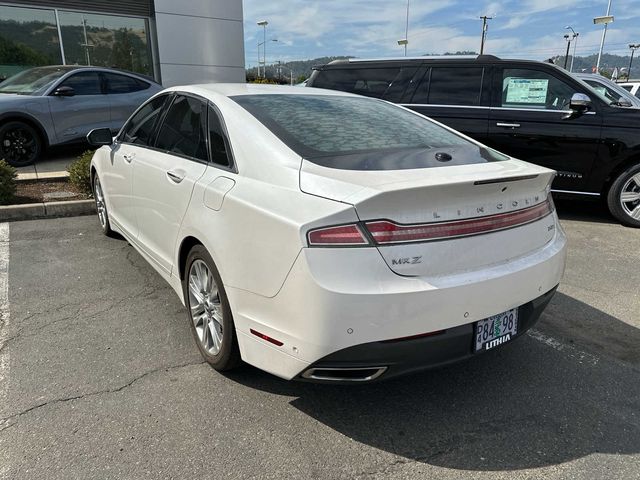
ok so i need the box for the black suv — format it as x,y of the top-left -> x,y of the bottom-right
307,55 -> 640,227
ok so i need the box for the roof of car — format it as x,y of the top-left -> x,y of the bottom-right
24,65 -> 159,84
172,83 -> 357,98
312,55 -> 561,70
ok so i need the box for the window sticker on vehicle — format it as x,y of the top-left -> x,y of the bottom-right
505,78 -> 549,104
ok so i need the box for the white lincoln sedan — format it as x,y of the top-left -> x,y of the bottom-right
88,84 -> 566,383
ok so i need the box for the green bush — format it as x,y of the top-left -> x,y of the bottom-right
67,150 -> 94,196
0,159 -> 17,205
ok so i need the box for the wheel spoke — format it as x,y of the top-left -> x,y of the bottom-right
631,205 -> 640,220
209,321 -> 220,352
621,191 -> 640,203
631,173 -> 640,189
202,318 -> 210,348
189,275 -> 204,304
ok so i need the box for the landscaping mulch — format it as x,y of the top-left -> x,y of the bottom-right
13,179 -> 91,205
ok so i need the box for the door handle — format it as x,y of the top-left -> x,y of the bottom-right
123,152 -> 135,163
496,122 -> 521,129
166,170 -> 186,184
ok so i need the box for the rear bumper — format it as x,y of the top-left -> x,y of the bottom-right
298,286 -> 557,383
228,222 -> 566,381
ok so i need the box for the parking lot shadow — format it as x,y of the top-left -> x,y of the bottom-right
553,196 -> 617,225
227,293 -> 640,471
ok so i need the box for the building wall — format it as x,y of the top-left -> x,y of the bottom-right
152,0 -> 245,86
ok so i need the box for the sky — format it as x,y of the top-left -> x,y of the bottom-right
243,0 -> 640,67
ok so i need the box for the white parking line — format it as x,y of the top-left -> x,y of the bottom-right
0,222 -> 9,436
528,328 -> 599,366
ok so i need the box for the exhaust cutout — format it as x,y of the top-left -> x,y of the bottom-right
302,366 -> 387,382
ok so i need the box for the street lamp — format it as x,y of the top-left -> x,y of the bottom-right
257,20 -> 268,78
563,34 -> 572,70
257,38 -> 277,78
594,0 -> 614,73
565,26 -> 579,72
397,39 -> 408,56
629,44 -> 640,81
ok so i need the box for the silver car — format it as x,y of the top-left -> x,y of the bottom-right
574,73 -> 640,108
0,65 -> 162,166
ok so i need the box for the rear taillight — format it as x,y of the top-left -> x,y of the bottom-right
366,198 -> 554,245
307,223 -> 370,246
306,198 -> 554,247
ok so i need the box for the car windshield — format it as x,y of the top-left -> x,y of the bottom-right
0,67 -> 72,95
232,94 -> 505,170
583,80 -> 625,104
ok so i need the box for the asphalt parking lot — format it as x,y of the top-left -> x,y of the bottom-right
0,199 -> 638,480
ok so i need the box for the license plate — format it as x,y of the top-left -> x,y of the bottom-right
474,309 -> 518,352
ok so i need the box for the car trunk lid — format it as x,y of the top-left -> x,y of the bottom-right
301,157 -> 556,277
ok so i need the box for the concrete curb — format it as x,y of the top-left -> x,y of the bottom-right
0,199 -> 95,222
16,172 -> 69,182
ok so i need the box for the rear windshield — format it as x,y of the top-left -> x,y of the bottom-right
231,94 -> 505,170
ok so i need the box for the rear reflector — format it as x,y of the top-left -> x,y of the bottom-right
250,329 -> 284,347
366,198 -> 553,245
307,223 -> 369,246
381,329 -> 447,343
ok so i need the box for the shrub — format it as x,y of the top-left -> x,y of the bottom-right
67,150 -> 94,196
0,159 -> 17,205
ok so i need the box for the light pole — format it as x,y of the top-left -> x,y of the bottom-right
563,34 -> 572,70
629,44 -> 640,81
277,62 -> 295,85
404,0 -> 410,55
257,20 -> 268,78
565,26 -> 578,72
257,39 -> 277,78
594,0 -> 614,73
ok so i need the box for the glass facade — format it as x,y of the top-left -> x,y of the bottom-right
0,4 -> 153,82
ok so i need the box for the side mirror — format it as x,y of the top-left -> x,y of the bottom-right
87,128 -> 113,146
52,86 -> 75,97
569,93 -> 592,114
617,96 -> 632,107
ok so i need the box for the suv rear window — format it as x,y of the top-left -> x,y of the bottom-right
311,67 -> 417,102
412,67 -> 484,105
232,94 -> 506,170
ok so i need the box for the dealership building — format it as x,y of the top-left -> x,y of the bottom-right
0,0 -> 245,85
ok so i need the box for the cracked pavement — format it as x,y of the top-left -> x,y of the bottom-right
0,201 -> 639,480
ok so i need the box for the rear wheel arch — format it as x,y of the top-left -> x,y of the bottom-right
602,154 -> 640,196
178,236 -> 204,281
0,113 -> 49,148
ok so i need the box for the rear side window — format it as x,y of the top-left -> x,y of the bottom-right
412,67 -> 484,105
104,73 -> 149,94
312,67 -> 417,101
59,71 -> 102,95
208,105 -> 232,168
120,94 -> 169,146
231,94 -> 503,171
155,95 -> 208,161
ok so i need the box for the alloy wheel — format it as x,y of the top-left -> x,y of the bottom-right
620,173 -> 640,221
94,177 -> 107,228
188,259 -> 224,356
1,126 -> 37,165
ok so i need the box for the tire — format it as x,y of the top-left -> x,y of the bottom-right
92,174 -> 114,236
182,245 -> 241,371
607,163 -> 640,228
0,121 -> 42,167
